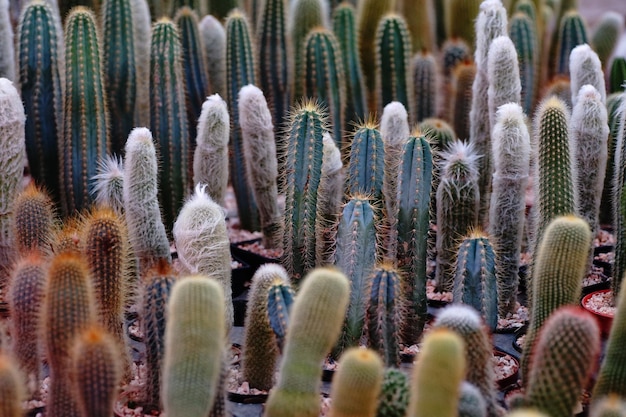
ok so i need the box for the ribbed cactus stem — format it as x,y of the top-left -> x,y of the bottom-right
61,7 -> 110,216
600,93 -> 623,226
70,325 -> 123,417
452,61 -> 476,142
610,57 -> 626,94
346,120 -> 385,203
0,353 -> 25,417
613,95 -> 626,297
0,0 -> 13,81
489,103 -> 530,316
411,51 -> 437,123
487,36 -> 521,133
123,127 -> 172,274
11,184 -> 56,257
199,15 -> 226,98
376,368 -> 410,417
569,44 -> 606,107
264,267 -> 350,417
173,184 -> 233,331
162,276 -> 226,417
239,84 -> 282,249
130,0 -> 150,127
509,11 -> 538,115
525,306 -> 601,417
554,10 -> 588,76
328,347 -> 384,417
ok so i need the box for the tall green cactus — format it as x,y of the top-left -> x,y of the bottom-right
61,6 -> 110,216
375,13 -> 413,118
591,11 -> 624,68
303,28 -> 346,148
150,18 -> 190,234
11,183 -> 56,257
264,267 -> 350,417
509,11 -> 538,115
162,276 -> 226,417
609,57 -> 626,94
0,353 -> 25,417
16,0 -> 64,206
102,0 -> 136,156
524,306 -> 601,417
92,155 -> 125,215
554,10 -> 588,76
199,15 -> 226,98
435,140 -> 480,293
346,121 -> 385,203
411,51 -> 437,123
396,131 -> 432,344
440,38 -> 471,121
613,93 -> 626,297
226,9 -> 260,232
489,103 -> 530,316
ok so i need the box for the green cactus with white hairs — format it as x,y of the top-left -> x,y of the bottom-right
173,185 -> 233,331
243,264 -> 293,391
376,368 -> 410,417
328,347 -> 384,417
264,267 -> 350,417
239,84 -> 282,249
92,155 -> 125,215
524,306 -> 601,417
0,353 -> 26,417
412,51 -> 438,123
554,10 -> 588,76
591,11 -> 623,68
162,276 -> 226,417
489,102 -> 530,316
569,44 -> 606,107
61,7 -> 110,216
346,120 -> 385,203
199,15 -> 226,98
612,92 -> 626,298
509,11 -> 538,115
600,93 -> 623,226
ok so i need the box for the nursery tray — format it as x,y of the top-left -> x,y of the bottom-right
230,238 -> 281,270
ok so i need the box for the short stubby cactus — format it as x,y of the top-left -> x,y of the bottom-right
376,368 -> 410,417
11,184 -> 56,258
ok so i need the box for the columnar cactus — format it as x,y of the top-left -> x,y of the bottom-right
173,185 -> 233,331
264,267 -> 350,417
131,0 -> 150,127
440,37 -> 471,120
162,276 -> 226,417
452,61 -> 476,142
524,306 -> 601,417
92,155 -> 125,214
61,7 -> 110,216
376,368 -> 411,417
569,44 -> 606,107
150,18 -> 190,234
328,347 -> 384,417
17,0 -> 64,206
0,0 -> 13,81
445,0 -> 482,49
488,103 -> 530,316
102,0 -> 136,156
199,15 -> 226,98
600,93 -> 623,226
610,57 -> 626,94
11,184 -> 56,257
435,140 -> 480,293
346,121 -> 385,203
400,0 -> 435,52
411,51 -> 438,123
487,36 -> 521,134
591,11 -> 624,67
613,93 -> 626,297
554,10 -> 588,76
0,353 -> 25,417
509,11 -> 538,115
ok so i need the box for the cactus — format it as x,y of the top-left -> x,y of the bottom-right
0,353 -> 25,417
11,183 -> 56,257
70,325 -> 123,417
173,184 -> 233,330
610,96 -> 626,298
488,103 -> 530,316
570,44 -> 606,107
396,131 -> 432,344
524,306 -> 601,417
140,259 -> 175,408
315,133 -> 344,266
150,18 -> 190,234
590,396 -> 626,417
376,368 -> 410,417
193,94 -> 229,206
208,0 -> 238,19
375,13 -> 413,118
434,305 -> 501,417
102,0 -> 136,156
600,93 -> 623,226
435,140 -> 480,293
282,101 -> 326,281
445,0 -> 483,49
521,215 -> 591,384
61,7 -> 110,216
52,215 -> 83,255
334,196 -> 378,354
43,252 -> 97,417
123,127 -> 172,275
199,15 -> 226,98
333,3 -> 367,126
258,0 -> 290,133
162,276 -> 226,417
92,155 -> 125,215
420,118 -> 456,152
226,9 -> 260,232
364,264 -> 405,367
452,61 -> 476,141
346,120 -> 385,203
239,84 -> 282,249
0,0 -> 14,81
458,382 -> 487,417
408,328 -> 466,417
509,11 -> 538,115
411,51 -> 438,123
591,11 -> 624,68
399,0 -> 435,52
8,253 -> 48,380
131,0 -> 150,127
242,264 -> 293,391
303,28 -> 346,148
452,234 -> 498,331
264,267 -> 350,417
554,10 -> 588,76
609,57 -> 626,94
328,347 -> 384,417
16,0 -> 64,206
440,38 -> 471,121
0,78 -> 25,289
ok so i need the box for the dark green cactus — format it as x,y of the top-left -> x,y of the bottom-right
375,13 -> 413,118
376,368 -> 410,417
419,118 -> 456,151
226,9 -> 260,232
16,0 -> 64,206
102,0 -> 136,156
365,264 -> 404,367
208,0 -> 238,19
591,11 -> 624,68
600,92 -> 623,226
509,11 -> 538,115
609,57 -> 626,93
150,18 -> 190,235
332,3 -> 367,126
396,132 -> 432,345
346,121 -> 385,203
303,28 -> 346,149
525,306 -> 601,417
411,51 -> 437,123
554,10 -> 588,76
11,183 -> 56,257
61,6 -> 110,216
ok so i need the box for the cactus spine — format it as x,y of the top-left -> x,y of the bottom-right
61,7 -> 110,216
92,155 -> 125,214
102,0 -> 136,156
162,276 -> 226,417
199,15 -> 226,98
0,353 -> 25,417
488,103 -> 530,316
487,36 -> 522,133
17,0 -> 64,206
346,121 -> 385,203
239,85 -> 282,249
569,44 -> 606,108
600,93 -> 623,226
328,347 -> 384,417
554,10 -> 588,76
411,51 -> 438,123
150,18 -> 190,234
509,11 -> 538,115
264,267 -> 350,417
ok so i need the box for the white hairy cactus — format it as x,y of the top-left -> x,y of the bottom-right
199,15 -> 226,98
569,44 -> 606,108
130,0 -> 151,127
92,155 -> 125,215
487,36 -> 521,133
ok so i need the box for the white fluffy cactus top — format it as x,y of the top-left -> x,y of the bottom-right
569,44 -> 606,107
492,102 -> 531,179
440,140 -> 481,183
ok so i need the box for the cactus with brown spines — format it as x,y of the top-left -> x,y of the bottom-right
440,38 -> 471,121
11,183 -> 57,258
52,215 -> 83,255
199,15 -> 226,98
452,61 -> 476,141
411,51 -> 438,123
0,352 -> 26,417
569,44 -> 606,107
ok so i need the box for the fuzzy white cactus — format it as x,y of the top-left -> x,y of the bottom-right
199,15 -> 226,98
569,44 -> 606,108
